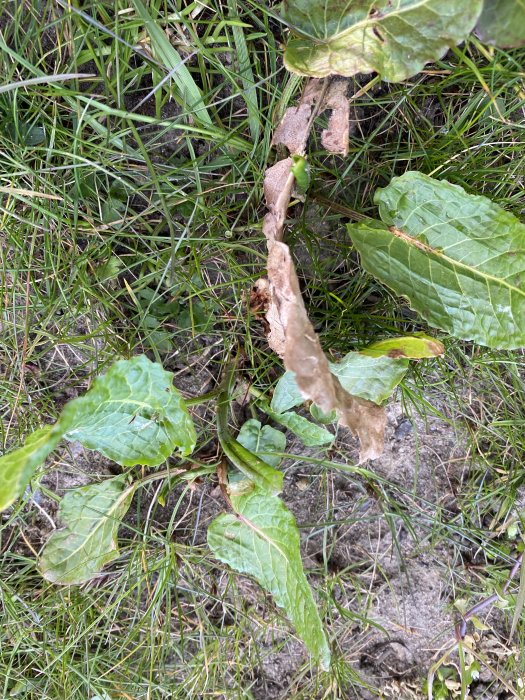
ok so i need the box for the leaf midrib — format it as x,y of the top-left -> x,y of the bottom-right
386,225 -> 525,299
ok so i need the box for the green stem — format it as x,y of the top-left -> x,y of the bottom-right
216,360 -> 283,495
136,464 -> 216,488
185,389 -> 221,406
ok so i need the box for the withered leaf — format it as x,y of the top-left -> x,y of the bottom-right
321,80 -> 350,155
272,79 -> 324,154
262,77 -> 385,462
266,241 -> 385,462
262,158 -> 295,244
273,78 -> 351,157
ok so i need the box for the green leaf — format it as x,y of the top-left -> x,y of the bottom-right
95,256 -> 124,282
271,351 -> 409,414
360,334 -> 444,359
208,489 -> 331,669
0,425 -> 64,512
101,198 -> 125,225
271,370 -> 304,414
237,420 -> 286,468
476,0 -> 525,48
291,155 -> 310,193
218,363 -> 284,496
39,475 -> 134,585
329,353 -> 409,404
309,403 -> 337,424
347,172 -> 525,349
281,0 -> 483,81
220,433 -> 284,496
265,408 -> 334,447
60,355 -> 196,466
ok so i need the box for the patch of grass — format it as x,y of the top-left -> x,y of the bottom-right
1,0 -> 525,697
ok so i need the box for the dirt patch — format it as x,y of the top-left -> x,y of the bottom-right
257,398 -> 465,698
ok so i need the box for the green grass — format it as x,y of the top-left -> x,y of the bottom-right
1,0 -> 525,697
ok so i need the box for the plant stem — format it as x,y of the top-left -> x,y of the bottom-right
136,464 -> 216,487
185,389 -> 221,406
216,359 -> 283,494
455,551 -> 523,640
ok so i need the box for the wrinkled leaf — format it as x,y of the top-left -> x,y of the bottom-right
348,172 -> 525,349
272,79 -> 324,155
264,405 -> 334,447
476,0 -> 525,47
361,335 -> 444,359
281,0 -> 483,81
60,355 -> 196,466
208,489 -> 331,669
329,353 -> 409,404
262,158 -> 296,249
237,419 -> 287,467
263,83 -> 385,461
271,370 -> 304,414
321,79 -> 350,155
266,242 -> 385,461
272,349 -> 410,412
0,425 -> 63,512
272,78 -> 350,156
39,475 -> 134,585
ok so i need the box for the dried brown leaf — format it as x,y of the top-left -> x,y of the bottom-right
272,79 -> 324,154
266,241 -> 385,462
273,78 -> 351,156
250,278 -> 270,315
321,80 -> 350,155
262,158 -> 295,244
263,77 -> 384,461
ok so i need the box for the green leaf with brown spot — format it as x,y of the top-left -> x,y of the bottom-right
360,335 -> 444,359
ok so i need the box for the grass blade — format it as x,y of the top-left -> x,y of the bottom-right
132,0 -> 213,126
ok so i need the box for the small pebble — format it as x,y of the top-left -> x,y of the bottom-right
394,418 -> 413,440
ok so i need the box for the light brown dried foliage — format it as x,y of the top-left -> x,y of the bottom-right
262,78 -> 385,461
272,79 -> 324,155
321,80 -> 350,155
266,241 -> 385,461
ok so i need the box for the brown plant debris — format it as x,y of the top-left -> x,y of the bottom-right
272,79 -> 325,155
262,77 -> 385,461
266,241 -> 385,462
262,157 -> 295,244
321,79 -> 350,155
